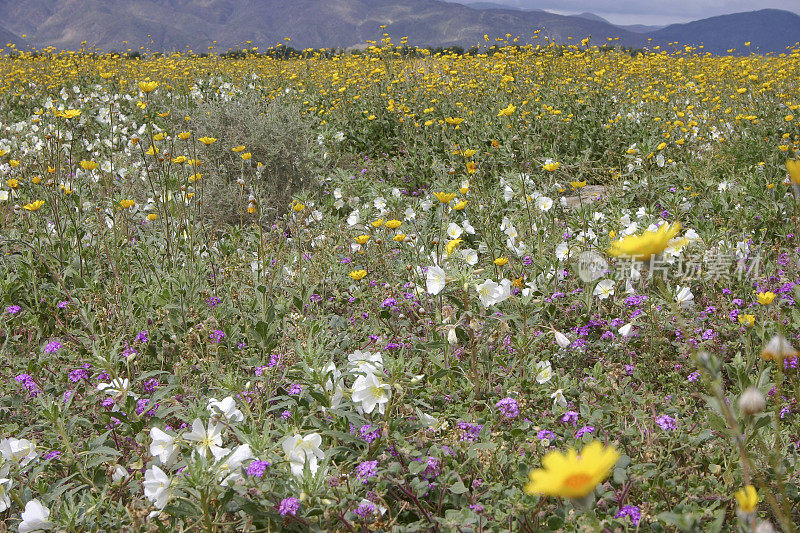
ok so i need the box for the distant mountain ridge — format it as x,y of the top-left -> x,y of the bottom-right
0,1 -> 797,54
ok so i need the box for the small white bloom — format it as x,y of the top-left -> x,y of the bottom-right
535,361 -> 553,384
97,378 -> 137,400
675,286 -> 694,307
426,265 -> 446,295
19,499 -> 52,533
593,279 -> 615,300
461,219 -> 476,234
112,465 -> 129,483
282,433 -> 325,478
446,222 -> 463,240
214,444 -> 253,486
149,427 -> 178,466
475,278 -> 511,307
0,438 -> 37,467
535,196 -> 553,212
207,397 -> 244,423
553,330 -> 571,349
0,466 -> 11,512
346,209 -> 360,226
551,389 -> 567,409
352,372 -> 391,415
373,196 -> 386,210
618,323 -> 634,337
143,465 -> 171,511
461,248 -> 479,266
348,350 -> 383,374
183,418 -> 225,458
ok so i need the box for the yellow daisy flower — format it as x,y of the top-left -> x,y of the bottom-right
524,440 -> 620,499
608,222 -> 681,260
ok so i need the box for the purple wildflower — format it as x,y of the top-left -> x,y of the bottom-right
655,414 -> 677,431
576,425 -> 595,438
44,341 -> 62,354
288,383 -> 302,395
246,460 -> 271,477
6,305 -> 21,314
278,497 -> 300,517
209,330 -> 225,343
355,460 -> 378,483
561,411 -> 579,425
616,505 -> 641,525
355,501 -> 376,519
15,374 -> 40,397
495,397 -> 520,419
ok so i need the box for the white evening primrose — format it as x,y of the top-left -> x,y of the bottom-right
426,265 -> 446,295
352,372 -> 391,415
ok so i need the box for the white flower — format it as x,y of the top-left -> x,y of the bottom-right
461,219 -> 475,234
207,397 -> 244,423
461,248 -> 479,266
446,222 -> 463,240
373,196 -> 386,210
426,265 -> 446,295
352,372 -> 391,415
97,378 -> 137,400
535,361 -> 553,384
553,330 -> 571,349
183,418 -> 225,458
348,350 -> 383,374
111,465 -> 129,483
322,362 -> 344,408
149,427 -> 178,466
0,438 -> 37,467
346,209 -> 360,226
404,207 -> 416,220
555,242 -> 574,261
475,278 -> 511,307
618,323 -> 634,337
214,444 -> 253,486
535,196 -> 553,211
551,389 -> 568,409
282,433 -> 325,478
675,286 -> 694,307
19,499 -> 52,533
0,190 -> 8,202
503,185 -> 514,202
143,465 -> 171,511
0,466 -> 11,512
593,279 -> 615,300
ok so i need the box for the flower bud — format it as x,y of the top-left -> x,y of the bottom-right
739,387 -> 766,416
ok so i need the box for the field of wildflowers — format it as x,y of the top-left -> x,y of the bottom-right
1,37 -> 800,531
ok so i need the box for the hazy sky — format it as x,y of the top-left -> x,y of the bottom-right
465,0 -> 800,26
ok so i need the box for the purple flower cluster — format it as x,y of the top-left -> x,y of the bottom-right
615,505 -> 641,525
576,425 -> 595,438
246,460 -> 271,477
44,341 -> 62,354
209,329 -> 225,343
206,296 -> 221,308
354,500 -> 376,519
278,497 -> 300,517
5,305 -> 21,315
655,414 -> 677,431
458,422 -> 483,442
15,374 -> 41,397
288,383 -> 302,395
495,397 -> 520,418
135,330 -> 149,343
69,365 -> 90,383
355,460 -> 378,483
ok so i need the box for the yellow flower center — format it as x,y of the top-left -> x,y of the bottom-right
563,473 -> 592,490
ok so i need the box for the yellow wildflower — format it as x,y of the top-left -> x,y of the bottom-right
608,222 -> 681,260
23,200 -> 45,211
524,441 -> 620,499
349,269 -> 367,281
